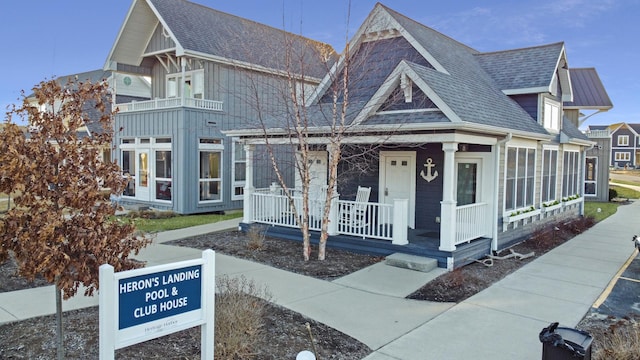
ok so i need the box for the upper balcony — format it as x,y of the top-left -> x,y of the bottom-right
117,97 -> 224,113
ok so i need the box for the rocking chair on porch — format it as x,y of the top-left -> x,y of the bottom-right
339,186 -> 371,229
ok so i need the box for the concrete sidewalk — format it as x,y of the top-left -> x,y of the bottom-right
364,201 -> 639,360
1,203 -> 638,359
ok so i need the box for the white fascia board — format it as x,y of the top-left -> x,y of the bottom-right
223,120 -> 553,143
145,0 -> 183,56
502,87 -> 550,95
104,0 -> 138,70
351,61 -> 462,125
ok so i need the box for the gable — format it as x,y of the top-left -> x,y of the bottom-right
378,80 -> 436,112
318,36 -> 433,105
145,22 -> 176,54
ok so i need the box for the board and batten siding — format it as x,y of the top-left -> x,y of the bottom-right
145,23 -> 176,54
585,137 -> 610,202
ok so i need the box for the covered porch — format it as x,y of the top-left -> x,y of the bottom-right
237,131 -> 504,269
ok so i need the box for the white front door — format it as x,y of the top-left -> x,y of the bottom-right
137,150 -> 151,201
380,151 -> 416,228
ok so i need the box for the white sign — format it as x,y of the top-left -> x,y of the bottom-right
99,250 -> 215,360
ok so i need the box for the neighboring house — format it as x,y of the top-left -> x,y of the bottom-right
27,69 -> 151,161
227,4 -> 609,269
606,123 -> 640,168
104,0 -> 335,213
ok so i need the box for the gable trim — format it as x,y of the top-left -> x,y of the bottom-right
503,87 -> 550,95
351,61 -> 461,126
144,0 -> 184,56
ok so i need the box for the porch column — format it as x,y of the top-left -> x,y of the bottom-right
392,199 -> 409,245
180,57 -> 186,106
243,144 -> 255,224
439,142 -> 458,251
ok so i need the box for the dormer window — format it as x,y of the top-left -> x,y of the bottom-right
543,98 -> 560,132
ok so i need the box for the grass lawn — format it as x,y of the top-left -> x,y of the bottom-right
611,185 -> 640,199
129,211 -> 242,233
584,201 -> 618,223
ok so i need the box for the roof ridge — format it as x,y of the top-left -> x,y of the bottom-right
376,3 -> 479,54
476,41 -> 564,56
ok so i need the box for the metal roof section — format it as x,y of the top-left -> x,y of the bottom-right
563,68 -> 613,110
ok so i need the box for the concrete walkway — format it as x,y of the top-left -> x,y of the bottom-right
1,203 -> 638,359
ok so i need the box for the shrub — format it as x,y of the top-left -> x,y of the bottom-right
215,275 -> 271,360
609,188 -> 618,201
247,224 -> 267,250
595,319 -> 640,360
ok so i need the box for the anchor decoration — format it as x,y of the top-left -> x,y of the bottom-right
420,158 -> 439,182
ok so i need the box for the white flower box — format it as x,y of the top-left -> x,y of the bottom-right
542,203 -> 562,212
504,209 -> 541,223
562,197 -> 583,207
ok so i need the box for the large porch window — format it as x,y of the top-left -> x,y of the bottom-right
541,148 -> 558,203
505,147 -> 536,211
199,139 -> 223,203
562,151 -> 580,197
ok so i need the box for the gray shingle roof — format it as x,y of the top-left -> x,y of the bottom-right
149,0 -> 335,79
474,43 -> 564,91
563,68 -> 613,109
561,116 -> 590,142
376,5 -> 549,135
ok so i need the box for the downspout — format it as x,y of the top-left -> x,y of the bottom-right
492,133 -> 512,252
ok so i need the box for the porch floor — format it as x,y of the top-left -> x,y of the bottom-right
239,223 -> 491,269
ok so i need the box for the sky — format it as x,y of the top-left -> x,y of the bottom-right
1,0 -> 638,129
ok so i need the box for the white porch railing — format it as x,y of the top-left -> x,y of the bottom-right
250,189 -> 398,242
455,202 -> 490,245
117,98 -> 224,113
336,200 -> 394,240
249,189 -> 489,246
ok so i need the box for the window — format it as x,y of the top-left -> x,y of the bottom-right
199,139 -> 224,202
584,157 -> 597,196
541,148 -> 558,203
166,70 -> 204,99
614,152 -> 631,161
543,99 -> 560,131
562,151 -> 580,197
617,135 -> 629,146
232,141 -> 246,200
121,150 -> 136,196
505,147 -> 536,211
155,150 -> 172,201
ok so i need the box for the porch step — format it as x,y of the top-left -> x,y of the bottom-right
385,253 -> 438,273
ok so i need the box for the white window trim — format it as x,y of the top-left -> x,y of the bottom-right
166,69 -> 204,99
614,152 -> 631,161
231,140 -> 246,201
198,139 -> 224,204
504,146 -> 537,213
543,98 -> 561,132
540,147 -> 559,204
617,135 -> 629,146
562,150 -> 581,198
584,156 -> 597,196
119,138 -> 173,202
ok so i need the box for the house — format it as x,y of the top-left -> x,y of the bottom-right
103,0 -> 335,214
605,123 -> 640,169
226,4 -> 610,269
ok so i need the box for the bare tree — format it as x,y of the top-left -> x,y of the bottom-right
0,78 -> 150,359
230,4 -> 411,261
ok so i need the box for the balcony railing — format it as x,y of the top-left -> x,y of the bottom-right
117,97 -> 224,113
